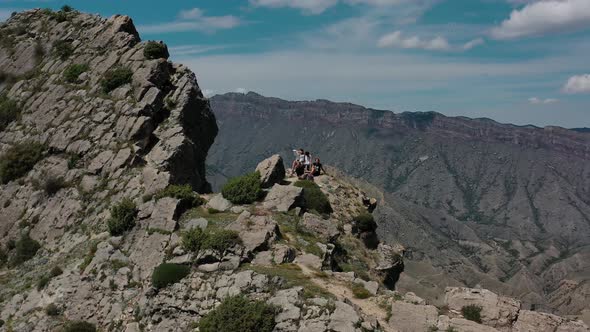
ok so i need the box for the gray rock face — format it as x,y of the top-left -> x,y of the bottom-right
301,213 -> 340,242
227,211 -> 280,254
263,184 -> 304,212
445,287 -> 520,329
0,9 -> 217,331
387,301 -> 438,332
255,154 -> 286,188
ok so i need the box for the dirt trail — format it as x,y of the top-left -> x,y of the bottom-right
297,263 -> 397,332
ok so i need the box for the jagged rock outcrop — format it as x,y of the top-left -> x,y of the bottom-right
256,154 -> 286,188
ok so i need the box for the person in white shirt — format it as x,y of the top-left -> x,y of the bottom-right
291,148 -> 304,176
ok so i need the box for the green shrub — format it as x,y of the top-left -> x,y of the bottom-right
62,320 -> 96,332
63,63 -> 89,83
151,263 -> 190,289
294,180 -> 332,214
144,41 -> 169,60
101,67 -> 133,93
0,246 -> 7,267
198,295 -> 277,332
182,228 -> 241,255
37,275 -> 50,290
45,303 -> 60,316
221,171 -> 263,204
351,282 -> 372,299
61,5 -> 74,12
52,40 -> 73,60
43,176 -> 67,196
0,319 -> 4,327
0,142 -> 45,184
107,198 -> 138,236
461,304 -> 482,323
181,227 -> 207,253
50,266 -> 63,277
203,229 -> 242,254
154,184 -> 203,207
12,233 -> 41,265
352,212 -> 377,233
0,94 -> 20,132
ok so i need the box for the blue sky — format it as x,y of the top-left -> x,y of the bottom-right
1,0 -> 590,128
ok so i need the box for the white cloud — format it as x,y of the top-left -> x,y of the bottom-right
462,38 -> 485,50
250,0 -> 433,14
250,0 -> 338,14
528,97 -> 558,104
562,74 -> 590,94
378,31 -> 451,51
138,8 -> 240,34
169,45 -> 233,57
491,0 -> 590,40
235,88 -> 248,94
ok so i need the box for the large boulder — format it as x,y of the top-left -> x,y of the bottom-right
375,243 -> 405,289
205,193 -> 233,212
387,301 -> 438,332
301,213 -> 340,242
512,310 -> 562,332
262,184 -> 303,212
227,211 -> 280,254
445,287 -> 520,329
255,154 -> 286,188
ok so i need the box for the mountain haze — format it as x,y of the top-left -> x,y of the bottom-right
208,92 -> 590,317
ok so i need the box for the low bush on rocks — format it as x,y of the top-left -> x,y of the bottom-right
0,142 -> 45,184
294,180 -> 332,215
461,304 -> 483,323
0,94 -> 20,132
198,295 -> 277,332
63,63 -> 89,83
0,246 -> 7,267
222,171 -> 264,204
12,233 -> 41,265
37,275 -> 51,290
154,184 -> 204,208
43,176 -> 68,196
50,266 -> 63,277
151,263 -> 190,289
204,229 -> 242,254
351,282 -> 372,299
62,320 -> 96,332
181,227 -> 208,253
352,212 -> 377,233
45,303 -> 60,316
181,227 -> 241,255
107,198 -> 138,236
101,66 -> 133,93
52,40 -> 73,60
144,41 -> 169,60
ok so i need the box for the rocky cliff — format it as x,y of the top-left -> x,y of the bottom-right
208,92 -> 590,319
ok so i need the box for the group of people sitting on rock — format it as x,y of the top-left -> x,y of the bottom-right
290,148 -> 325,180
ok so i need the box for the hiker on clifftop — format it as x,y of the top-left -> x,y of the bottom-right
311,158 -> 325,176
291,148 -> 305,176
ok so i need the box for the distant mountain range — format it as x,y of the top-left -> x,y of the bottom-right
573,128 -> 590,133
208,92 -> 590,317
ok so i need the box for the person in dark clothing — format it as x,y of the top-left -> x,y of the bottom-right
311,158 -> 325,176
